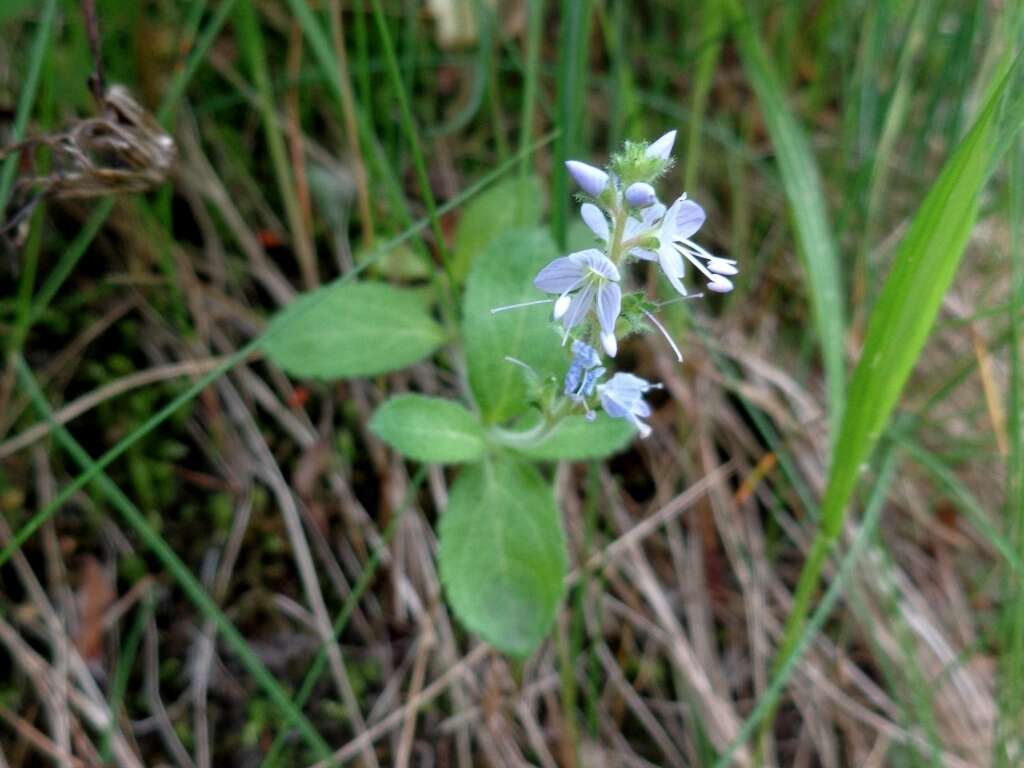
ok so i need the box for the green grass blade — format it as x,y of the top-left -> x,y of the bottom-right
998,132 -> 1024,766
367,0 -> 452,283
99,594 -> 152,762
857,1 -> 935,291
157,0 -> 241,124
725,0 -> 846,439
518,0 -> 543,178
235,0 -> 318,288
684,0 -> 725,191
903,440 -> 1024,577
769,48 -> 1024,739
291,0 -> 409,232
0,0 -> 57,213
13,357 -> 331,760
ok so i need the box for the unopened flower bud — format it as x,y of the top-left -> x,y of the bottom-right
565,160 -> 609,197
625,182 -> 657,208
646,130 -> 677,160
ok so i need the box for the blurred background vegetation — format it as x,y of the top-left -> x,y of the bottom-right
0,0 -> 1022,765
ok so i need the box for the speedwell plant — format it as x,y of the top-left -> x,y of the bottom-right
264,132 -> 736,655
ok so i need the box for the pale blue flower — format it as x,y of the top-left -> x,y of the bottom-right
533,249 -> 622,354
565,160 -> 609,197
598,372 -> 661,438
635,195 -> 738,295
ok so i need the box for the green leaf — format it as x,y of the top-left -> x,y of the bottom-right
370,395 -> 487,463
439,457 -> 567,656
463,228 -> 566,424
263,282 -> 445,379
452,176 -> 544,282
514,414 -> 635,461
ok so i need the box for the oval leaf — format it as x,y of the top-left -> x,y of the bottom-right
263,282 -> 444,379
453,175 -> 543,283
514,413 -> 635,461
463,228 -> 566,424
370,395 -> 486,463
439,458 -> 567,656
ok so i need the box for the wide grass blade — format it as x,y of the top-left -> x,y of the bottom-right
770,49 -> 1024,736
725,0 -> 846,439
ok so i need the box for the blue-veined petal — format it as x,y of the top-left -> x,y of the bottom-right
663,197 -> 705,241
534,256 -> 584,293
596,282 -> 621,336
561,282 -> 595,334
581,203 -> 610,242
657,245 -> 688,296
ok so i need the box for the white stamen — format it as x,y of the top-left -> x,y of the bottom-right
677,244 -> 717,281
490,298 -> 554,314
681,237 -> 729,265
504,356 -> 536,372
642,309 -> 683,363
654,293 -> 705,308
